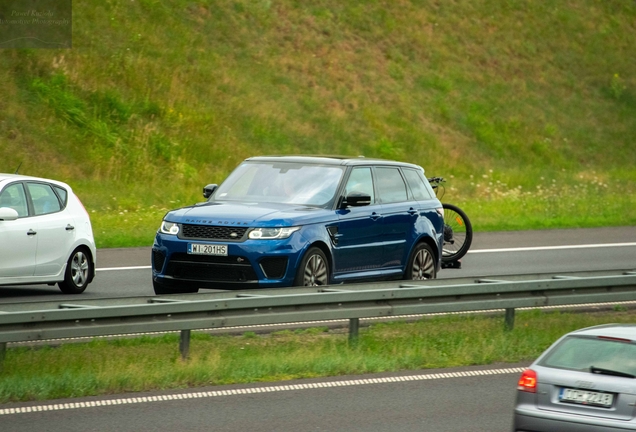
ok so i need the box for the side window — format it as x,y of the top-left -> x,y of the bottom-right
53,186 -> 68,208
344,167 -> 375,203
27,183 -> 62,216
375,167 -> 408,204
403,168 -> 434,200
0,183 -> 29,217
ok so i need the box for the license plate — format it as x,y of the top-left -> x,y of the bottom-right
559,388 -> 614,408
188,244 -> 228,256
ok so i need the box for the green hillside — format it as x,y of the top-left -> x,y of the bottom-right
1,0 -> 635,247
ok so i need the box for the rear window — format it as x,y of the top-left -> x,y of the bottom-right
539,336 -> 636,376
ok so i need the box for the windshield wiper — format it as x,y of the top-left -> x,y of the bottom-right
591,366 -> 635,378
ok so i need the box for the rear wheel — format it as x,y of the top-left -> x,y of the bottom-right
294,247 -> 329,287
405,242 -> 436,280
58,248 -> 93,294
441,203 -> 473,263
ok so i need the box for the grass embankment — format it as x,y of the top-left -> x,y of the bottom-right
1,1 -> 635,247
2,309 -> 636,403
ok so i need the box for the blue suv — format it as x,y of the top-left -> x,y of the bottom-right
151,156 -> 444,294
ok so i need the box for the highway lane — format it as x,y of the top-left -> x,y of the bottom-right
0,363 -> 524,432
0,226 -> 634,303
1,227 -> 634,431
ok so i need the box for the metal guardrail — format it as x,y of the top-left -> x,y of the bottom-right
0,270 -> 635,366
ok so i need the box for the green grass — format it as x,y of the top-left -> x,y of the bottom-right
2,309 -> 636,402
93,168 -> 636,248
0,1 -> 635,247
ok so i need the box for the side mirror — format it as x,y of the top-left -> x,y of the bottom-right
202,184 -> 218,199
340,192 -> 371,208
0,207 -> 19,221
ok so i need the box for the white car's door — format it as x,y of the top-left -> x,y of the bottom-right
27,182 -> 75,277
0,182 -> 37,279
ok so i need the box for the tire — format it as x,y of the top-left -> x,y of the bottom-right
405,242 -> 437,280
441,203 -> 473,263
153,280 -> 199,295
294,247 -> 329,287
58,248 -> 93,294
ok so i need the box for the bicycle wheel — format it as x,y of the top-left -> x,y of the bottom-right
441,203 -> 473,262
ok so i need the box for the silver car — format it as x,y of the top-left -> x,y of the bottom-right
513,323 -> 636,431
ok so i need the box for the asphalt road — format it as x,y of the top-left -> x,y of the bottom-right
1,227 -> 635,431
1,364 -> 526,432
1,226 -> 634,303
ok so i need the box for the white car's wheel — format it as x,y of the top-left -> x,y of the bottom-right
58,248 -> 92,294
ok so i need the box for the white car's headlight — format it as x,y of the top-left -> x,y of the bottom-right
248,227 -> 300,240
160,221 -> 180,235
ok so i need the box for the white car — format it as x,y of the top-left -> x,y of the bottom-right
0,174 -> 96,294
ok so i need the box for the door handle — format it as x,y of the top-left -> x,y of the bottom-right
66,224 -> 75,231
408,208 -> 418,215
370,212 -> 382,220
27,229 -> 37,236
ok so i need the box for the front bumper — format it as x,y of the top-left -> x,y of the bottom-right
152,232 -> 306,289
513,406 -> 636,432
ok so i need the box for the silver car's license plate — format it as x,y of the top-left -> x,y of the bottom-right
188,244 -> 228,256
559,388 -> 613,407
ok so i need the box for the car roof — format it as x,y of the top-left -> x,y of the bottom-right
568,324 -> 636,340
244,155 -> 425,170
0,173 -> 70,188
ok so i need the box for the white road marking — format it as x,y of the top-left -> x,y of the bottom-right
96,266 -> 151,271
468,242 -> 636,254
0,366 -> 526,416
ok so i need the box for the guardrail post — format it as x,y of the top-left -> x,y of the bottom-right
180,330 -> 191,360
349,318 -> 359,346
504,308 -> 515,331
0,342 -> 6,371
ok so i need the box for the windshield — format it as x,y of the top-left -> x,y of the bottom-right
213,162 -> 345,207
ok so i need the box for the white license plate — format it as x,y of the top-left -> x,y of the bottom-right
188,244 -> 228,256
559,388 -> 614,407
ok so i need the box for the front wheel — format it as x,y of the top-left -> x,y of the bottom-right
405,242 -> 437,280
294,247 -> 329,287
58,248 -> 93,294
441,203 -> 473,263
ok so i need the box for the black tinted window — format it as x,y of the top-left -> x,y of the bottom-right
403,168 -> 434,200
375,167 -> 408,204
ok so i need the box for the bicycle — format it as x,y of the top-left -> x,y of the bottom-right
427,177 -> 473,268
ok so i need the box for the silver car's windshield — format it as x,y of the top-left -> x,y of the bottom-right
213,162 -> 345,207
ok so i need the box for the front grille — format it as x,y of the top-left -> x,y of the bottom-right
165,253 -> 257,282
259,257 -> 288,279
152,250 -> 166,272
180,224 -> 248,241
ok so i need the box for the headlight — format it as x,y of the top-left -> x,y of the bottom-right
160,221 -> 180,235
248,227 -> 300,240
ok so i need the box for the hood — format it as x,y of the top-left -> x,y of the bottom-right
164,201 -> 334,227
